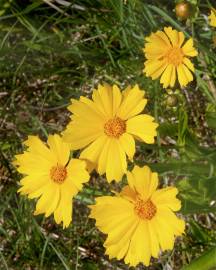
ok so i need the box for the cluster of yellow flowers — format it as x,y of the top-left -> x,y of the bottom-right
14,10 -> 215,266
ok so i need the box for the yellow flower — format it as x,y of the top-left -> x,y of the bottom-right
143,26 -> 198,88
62,84 -> 158,182
209,9 -> 216,27
15,134 -> 89,228
90,165 -> 185,267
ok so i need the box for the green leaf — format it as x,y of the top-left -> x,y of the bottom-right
181,247 -> 216,270
177,176 -> 216,214
206,112 -> 216,130
189,220 -> 212,244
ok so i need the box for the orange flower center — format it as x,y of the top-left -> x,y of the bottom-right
104,117 -> 126,138
165,47 -> 183,66
50,164 -> 67,184
134,198 -> 157,220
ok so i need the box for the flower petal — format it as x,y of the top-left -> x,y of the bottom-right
119,133 -> 135,161
148,221 -> 160,258
127,165 -> 158,199
47,134 -> 70,166
97,138 -> 111,175
106,139 -> 127,182
18,174 -> 49,196
80,135 -> 108,169
124,221 -> 151,267
170,65 -> 176,87
164,27 -> 179,46
151,215 -> 175,251
23,136 -> 56,164
183,57 -> 195,72
182,38 -> 198,57
152,187 -> 181,211
177,64 -> 191,87
117,85 -> 147,120
65,158 -> 89,191
54,185 -> 73,228
63,121 -> 103,150
209,9 -> 216,27
34,182 -> 59,217
156,206 -> 185,236
126,114 -> 158,144
160,64 -> 173,88
144,60 -> 167,79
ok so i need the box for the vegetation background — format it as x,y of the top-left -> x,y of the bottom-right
0,0 -> 216,269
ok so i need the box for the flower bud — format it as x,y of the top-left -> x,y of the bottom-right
166,94 -> 178,107
175,2 -> 191,20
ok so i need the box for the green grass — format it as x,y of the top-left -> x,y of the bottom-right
0,0 -> 216,269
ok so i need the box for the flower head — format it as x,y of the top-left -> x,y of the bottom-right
209,9 -> 216,27
15,134 -> 89,228
62,84 -> 158,182
143,26 -> 198,88
90,165 -> 185,267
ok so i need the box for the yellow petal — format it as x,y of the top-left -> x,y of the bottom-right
112,85 -> 122,116
209,9 -> 216,27
120,185 -> 137,202
105,218 -> 138,260
127,165 -> 158,199
152,187 -> 181,211
151,215 -> 175,251
80,135 -> 108,169
54,185 -> 73,228
156,206 -> 185,236
170,65 -> 176,87
27,178 -> 52,199
178,31 -> 185,47
144,59 -> 167,79
47,134 -> 70,166
148,221 -> 160,258
90,196 -> 134,232
155,30 -> 171,47
124,221 -> 151,267
104,214 -> 138,246
68,98 -> 104,122
126,114 -> 158,144
182,38 -> 198,57
65,158 -> 89,191
92,84 -> 123,118
90,196 -> 139,261
34,182 -> 58,216
182,64 -> 193,82
117,85 -> 147,120
164,27 -> 179,46
23,136 -> 57,164
18,174 -> 49,196
106,139 -> 127,182
92,84 -> 113,118
160,64 -> 173,88
63,121 -> 103,150
97,138 -> 111,175
45,188 -> 60,217
177,64 -> 190,87
183,57 -> 195,72
119,133 -> 135,161
145,30 -> 170,48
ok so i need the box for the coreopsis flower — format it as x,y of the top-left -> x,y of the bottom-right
62,84 -> 158,182
209,9 -> 216,27
143,26 -> 198,88
90,165 -> 185,267
15,134 -> 89,228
